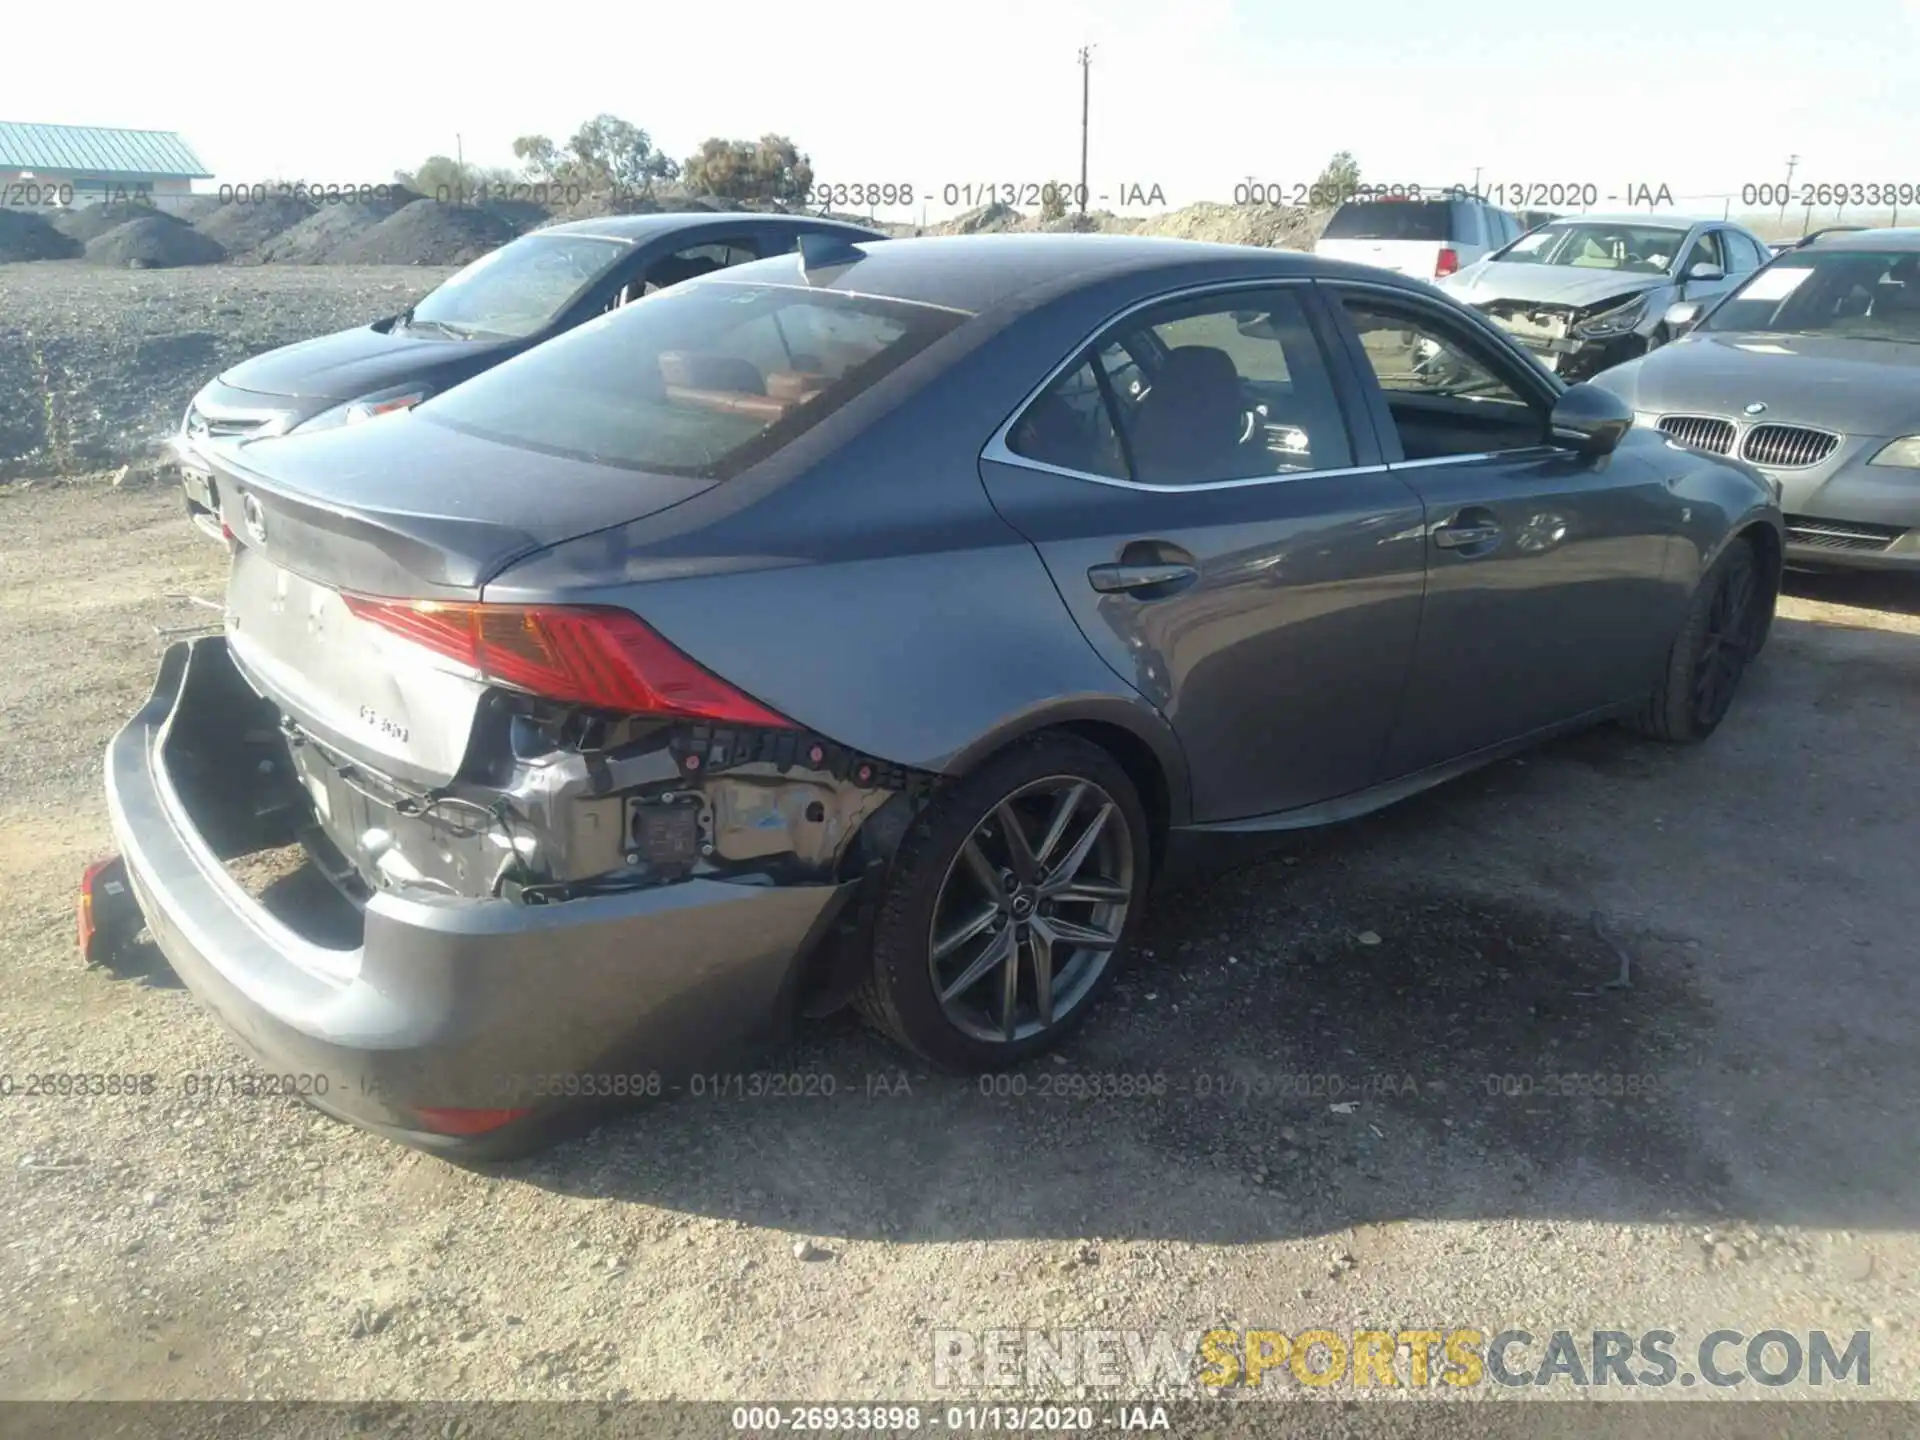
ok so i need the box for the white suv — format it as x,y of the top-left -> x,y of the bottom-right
1313,196 -> 1521,282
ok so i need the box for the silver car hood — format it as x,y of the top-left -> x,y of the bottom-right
1592,331 -> 1920,435
1439,261 -> 1669,310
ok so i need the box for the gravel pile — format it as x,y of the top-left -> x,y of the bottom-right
327,197 -> 519,266
247,193 -> 414,264
0,210 -> 81,262
192,195 -> 316,258
931,202 -> 1024,235
46,202 -> 168,243
83,216 -> 228,269
0,262 -> 452,478
1138,200 -> 1332,249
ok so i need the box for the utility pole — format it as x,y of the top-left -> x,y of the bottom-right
1078,45 -> 1095,217
1779,154 -> 1798,225
1472,165 -> 1482,199
455,133 -> 465,204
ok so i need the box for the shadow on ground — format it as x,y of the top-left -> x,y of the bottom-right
106,615 -> 1920,1245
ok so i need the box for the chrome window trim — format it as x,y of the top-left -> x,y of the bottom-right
979,274 -> 1582,492
984,450 -> 1394,494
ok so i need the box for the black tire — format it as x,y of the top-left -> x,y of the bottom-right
1627,537 -> 1770,743
855,732 -> 1151,1070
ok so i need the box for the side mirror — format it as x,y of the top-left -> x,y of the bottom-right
1686,262 -> 1725,283
1663,300 -> 1704,333
1550,382 -> 1634,459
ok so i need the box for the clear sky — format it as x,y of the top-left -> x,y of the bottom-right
8,0 -> 1917,218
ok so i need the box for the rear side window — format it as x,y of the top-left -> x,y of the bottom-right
1321,201 -> 1453,242
419,281 -> 966,478
1008,288 -> 1353,485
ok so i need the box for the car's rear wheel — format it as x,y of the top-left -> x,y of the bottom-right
856,734 -> 1150,1069
1627,537 -> 1770,743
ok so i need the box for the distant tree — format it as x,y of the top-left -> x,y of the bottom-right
511,135 -> 562,180
683,134 -> 814,204
1314,151 -> 1362,203
1039,182 -> 1068,224
394,155 -> 518,202
509,118 -> 678,197
566,114 -> 680,195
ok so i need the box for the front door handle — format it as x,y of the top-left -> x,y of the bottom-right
1087,562 -> 1198,594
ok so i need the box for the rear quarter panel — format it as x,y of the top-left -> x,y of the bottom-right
480,270 -> 1220,814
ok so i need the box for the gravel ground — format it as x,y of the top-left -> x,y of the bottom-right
1,475 -> 1917,1411
0,262 -> 453,480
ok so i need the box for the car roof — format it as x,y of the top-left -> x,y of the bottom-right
533,211 -> 886,245
689,232 -> 1360,316
1802,226 -> 1920,251
1539,212 -> 1702,229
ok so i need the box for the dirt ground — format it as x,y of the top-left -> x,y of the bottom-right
1,478 -> 1917,1410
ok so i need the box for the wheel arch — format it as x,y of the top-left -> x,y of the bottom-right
942,695 -> 1191,866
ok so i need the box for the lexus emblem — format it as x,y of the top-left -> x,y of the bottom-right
1744,402 -> 1768,415
241,493 -> 268,546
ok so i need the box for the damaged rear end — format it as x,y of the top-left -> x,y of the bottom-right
105,274 -> 971,1151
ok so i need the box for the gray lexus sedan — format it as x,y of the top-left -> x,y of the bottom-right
101,233 -> 1782,1156
1591,227 -> 1920,569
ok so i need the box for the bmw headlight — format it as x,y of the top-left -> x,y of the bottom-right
1868,436 -> 1920,468
291,384 -> 431,434
1573,294 -> 1650,339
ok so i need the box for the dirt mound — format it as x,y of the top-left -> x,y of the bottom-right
83,217 -> 227,269
168,195 -> 228,223
0,210 -> 82,262
193,195 -> 316,256
247,192 -> 414,264
932,202 -> 1024,236
47,202 -> 174,243
1137,201 -> 1330,250
327,198 -> 517,266
478,198 -> 551,235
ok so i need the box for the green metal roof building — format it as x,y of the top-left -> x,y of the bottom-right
0,122 -> 211,198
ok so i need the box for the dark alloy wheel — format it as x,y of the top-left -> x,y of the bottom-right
927,776 -> 1134,1044
855,734 -> 1150,1068
1690,543 -> 1763,731
1627,537 -> 1773,743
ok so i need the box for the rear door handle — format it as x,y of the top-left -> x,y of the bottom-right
1086,562 -> 1198,594
1431,508 -> 1503,553
1432,524 -> 1502,550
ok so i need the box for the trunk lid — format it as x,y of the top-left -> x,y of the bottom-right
209,410 -> 717,785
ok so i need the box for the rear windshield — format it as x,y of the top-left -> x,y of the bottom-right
1321,201 -> 1453,242
416,280 -> 968,477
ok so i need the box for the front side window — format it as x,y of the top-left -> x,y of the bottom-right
1008,289 -> 1352,485
1336,295 -> 1547,461
408,233 -> 631,339
419,280 -> 967,477
1682,231 -> 1728,276
1702,249 -> 1920,342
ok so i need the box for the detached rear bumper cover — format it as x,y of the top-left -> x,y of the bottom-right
105,639 -> 856,1151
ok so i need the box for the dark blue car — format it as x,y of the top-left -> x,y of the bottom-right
170,212 -> 885,536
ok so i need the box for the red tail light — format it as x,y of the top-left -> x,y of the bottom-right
78,858 -> 115,956
1434,248 -> 1460,277
341,597 -> 795,727
412,1106 -> 532,1137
